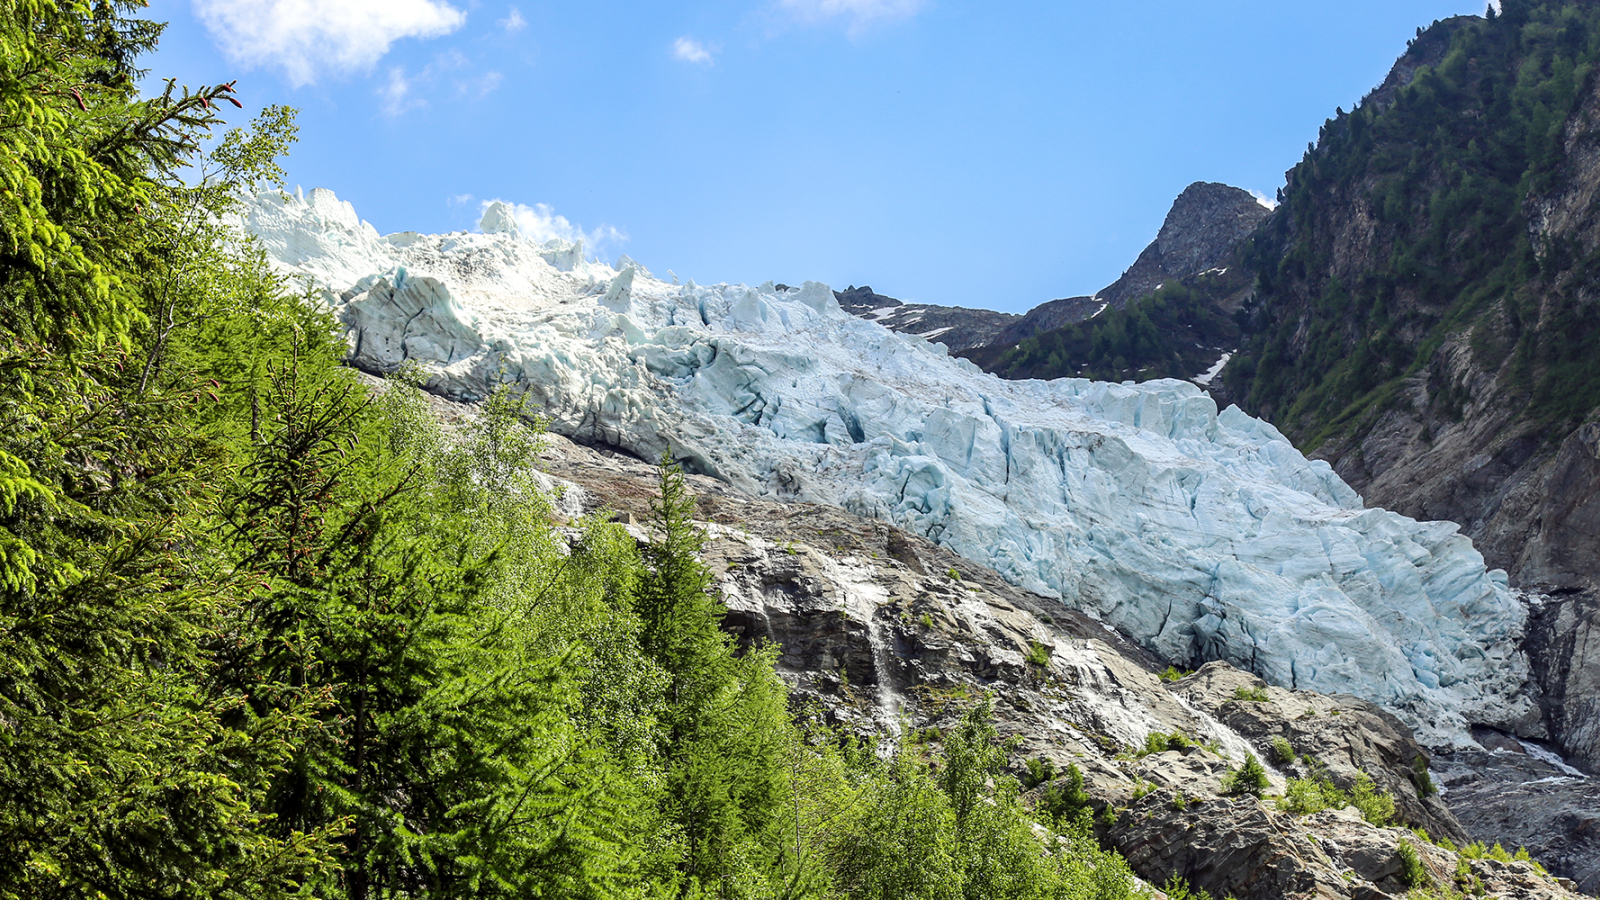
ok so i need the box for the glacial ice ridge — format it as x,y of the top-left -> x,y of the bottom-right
243,188 -> 1538,749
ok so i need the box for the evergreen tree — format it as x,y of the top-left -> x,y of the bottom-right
0,3 -> 336,895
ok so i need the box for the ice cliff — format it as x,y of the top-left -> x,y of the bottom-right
243,187 -> 1539,748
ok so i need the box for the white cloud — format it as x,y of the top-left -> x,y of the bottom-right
192,0 -> 466,87
500,7 -> 527,33
483,200 -> 627,257
673,37 -> 714,65
449,193 -> 475,206
378,67 -> 422,117
779,0 -> 923,33
1249,189 -> 1280,211
458,71 -> 504,97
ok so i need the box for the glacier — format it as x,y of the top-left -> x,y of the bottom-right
244,187 -> 1538,749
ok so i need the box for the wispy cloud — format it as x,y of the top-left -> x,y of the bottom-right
499,7 -> 527,33
192,0 -> 466,87
458,71 -> 504,98
378,67 -> 422,117
374,52 -> 500,115
673,36 -> 715,65
1249,189 -> 1280,211
778,0 -> 924,34
482,200 -> 627,257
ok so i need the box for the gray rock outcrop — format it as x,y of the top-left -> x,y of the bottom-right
831,284 -> 1022,352
1094,182 -> 1272,312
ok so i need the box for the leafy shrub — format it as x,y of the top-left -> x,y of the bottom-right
1232,685 -> 1270,702
1459,839 -> 1504,864
1397,841 -> 1430,889
1161,875 -> 1216,900
1453,856 -> 1486,896
1278,775 -> 1348,815
1222,754 -> 1270,798
1022,756 -> 1058,790
1159,665 -> 1190,683
1512,846 -> 1548,875
1269,735 -> 1296,765
1038,763 -> 1094,824
1352,773 -> 1396,827
1141,731 -> 1195,755
1412,757 -> 1438,797
1026,641 -> 1052,668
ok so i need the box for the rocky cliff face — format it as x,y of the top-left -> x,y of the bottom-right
841,182 -> 1269,357
1093,182 -> 1272,312
831,284 -> 1021,352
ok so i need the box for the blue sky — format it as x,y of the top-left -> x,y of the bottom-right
147,0 -> 1495,314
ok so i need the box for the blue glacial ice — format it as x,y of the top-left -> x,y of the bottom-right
243,189 -> 1540,748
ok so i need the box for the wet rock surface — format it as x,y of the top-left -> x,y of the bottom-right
1171,663 -> 1466,845
1435,733 -> 1600,896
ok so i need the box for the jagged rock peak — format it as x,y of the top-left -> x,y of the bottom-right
1097,181 -> 1273,310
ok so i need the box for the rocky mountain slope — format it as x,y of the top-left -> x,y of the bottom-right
844,182 -> 1269,366
403,382 -> 1590,897
831,284 -> 1021,352
1093,182 -> 1273,312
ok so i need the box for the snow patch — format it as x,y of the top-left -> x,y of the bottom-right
1193,352 -> 1232,387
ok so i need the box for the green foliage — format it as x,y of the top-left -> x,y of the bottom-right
1352,773 -> 1397,827
1270,735 -> 1297,765
1222,754 -> 1270,798
1037,763 -> 1094,826
1140,731 -> 1195,755
1232,685 -> 1270,702
1021,756 -> 1058,790
827,700 -> 1145,900
0,5 -> 345,895
1162,875 -> 1216,900
1158,665 -> 1191,683
1512,846 -> 1549,875
1398,840 -> 1431,890
1278,775 -> 1351,816
1412,757 -> 1439,797
1025,641 -> 1052,668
